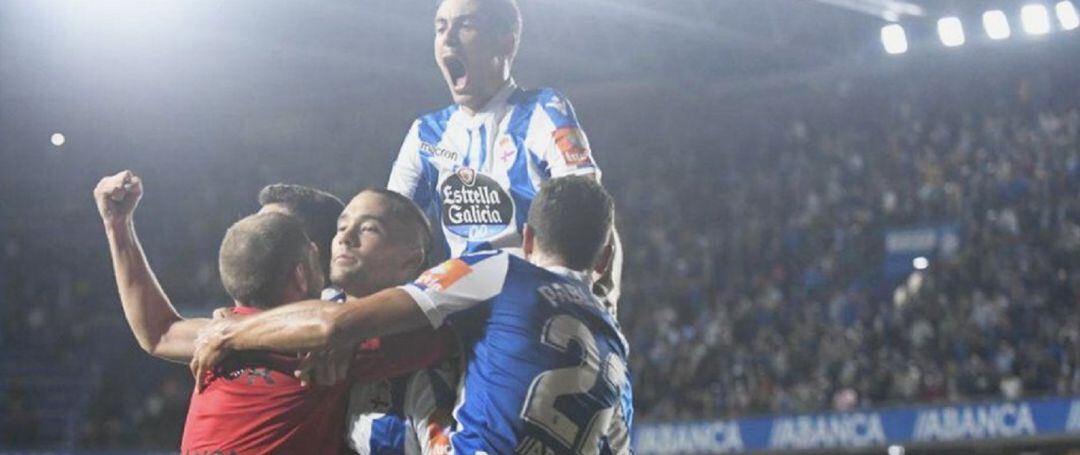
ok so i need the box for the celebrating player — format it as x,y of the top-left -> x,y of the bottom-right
94,171 -> 454,454
384,0 -> 624,451
257,184 -> 454,454
388,0 -> 623,307
193,176 -> 634,454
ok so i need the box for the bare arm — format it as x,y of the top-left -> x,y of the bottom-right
594,226 -> 623,311
191,288 -> 429,388
578,172 -> 622,313
96,170 -> 209,363
219,288 -> 428,353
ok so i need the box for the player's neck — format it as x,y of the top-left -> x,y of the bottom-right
459,94 -> 495,116
529,251 -> 577,272
342,282 -> 383,300
457,77 -> 512,115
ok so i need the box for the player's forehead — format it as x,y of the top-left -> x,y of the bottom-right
340,192 -> 393,224
435,0 -> 484,23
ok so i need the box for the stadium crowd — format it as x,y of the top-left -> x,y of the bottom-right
618,75 -> 1080,421
2,70 -> 1078,448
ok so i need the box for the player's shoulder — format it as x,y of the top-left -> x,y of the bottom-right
456,249 -> 507,266
451,250 -> 534,282
512,87 -> 579,128
509,86 -> 563,105
417,103 -> 460,123
412,104 -> 462,139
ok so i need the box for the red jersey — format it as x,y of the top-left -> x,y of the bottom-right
180,306 -> 457,455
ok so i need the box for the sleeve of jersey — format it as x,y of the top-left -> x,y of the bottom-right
606,379 -> 634,454
387,120 -> 424,198
398,252 -> 509,328
534,90 -> 601,179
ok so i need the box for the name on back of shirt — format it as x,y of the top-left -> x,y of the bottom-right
538,282 -> 590,308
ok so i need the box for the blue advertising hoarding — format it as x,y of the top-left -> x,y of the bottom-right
634,396 -> 1080,454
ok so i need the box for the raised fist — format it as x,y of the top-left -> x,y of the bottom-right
93,170 -> 144,224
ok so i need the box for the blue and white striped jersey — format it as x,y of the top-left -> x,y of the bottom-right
388,80 -> 600,261
323,287 -> 458,455
400,251 -> 633,455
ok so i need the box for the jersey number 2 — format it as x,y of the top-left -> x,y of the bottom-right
521,314 -> 627,454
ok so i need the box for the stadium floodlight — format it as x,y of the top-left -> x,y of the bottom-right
881,24 -> 908,54
1057,1 -> 1080,30
983,10 -> 1012,39
1021,4 -> 1052,35
51,133 -> 66,147
937,17 -> 966,47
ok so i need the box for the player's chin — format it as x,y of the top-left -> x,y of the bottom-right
329,267 -> 360,286
450,89 -> 480,107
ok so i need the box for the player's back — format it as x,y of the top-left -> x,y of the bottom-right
445,253 -> 632,455
181,307 -> 349,455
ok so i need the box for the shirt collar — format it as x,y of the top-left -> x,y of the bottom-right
543,265 -> 592,286
459,79 -> 517,122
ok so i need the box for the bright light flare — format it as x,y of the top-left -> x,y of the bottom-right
51,133 -> 66,147
881,24 -> 909,54
938,17 -> 966,47
1057,1 -> 1080,30
983,10 -> 1012,39
1022,4 -> 1052,35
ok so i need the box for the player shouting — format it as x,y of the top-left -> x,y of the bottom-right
388,0 -> 622,308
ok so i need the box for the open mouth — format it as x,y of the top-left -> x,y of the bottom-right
445,57 -> 467,91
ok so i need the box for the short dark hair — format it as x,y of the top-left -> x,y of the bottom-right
219,213 -> 313,308
439,0 -> 522,57
257,184 -> 344,269
485,0 -> 522,44
358,188 -> 434,271
527,176 -> 614,270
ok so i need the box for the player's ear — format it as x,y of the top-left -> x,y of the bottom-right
592,240 -> 615,278
521,224 -> 535,259
403,246 -> 426,278
292,262 -> 310,296
499,33 -> 516,61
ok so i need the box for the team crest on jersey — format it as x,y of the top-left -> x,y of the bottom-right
456,167 -> 477,186
440,169 -> 515,240
417,259 -> 472,291
497,135 -> 517,165
553,127 -> 591,166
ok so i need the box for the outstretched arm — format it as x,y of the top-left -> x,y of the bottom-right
96,170 -> 210,363
215,288 -> 427,353
192,252 -> 511,389
191,288 -> 428,389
